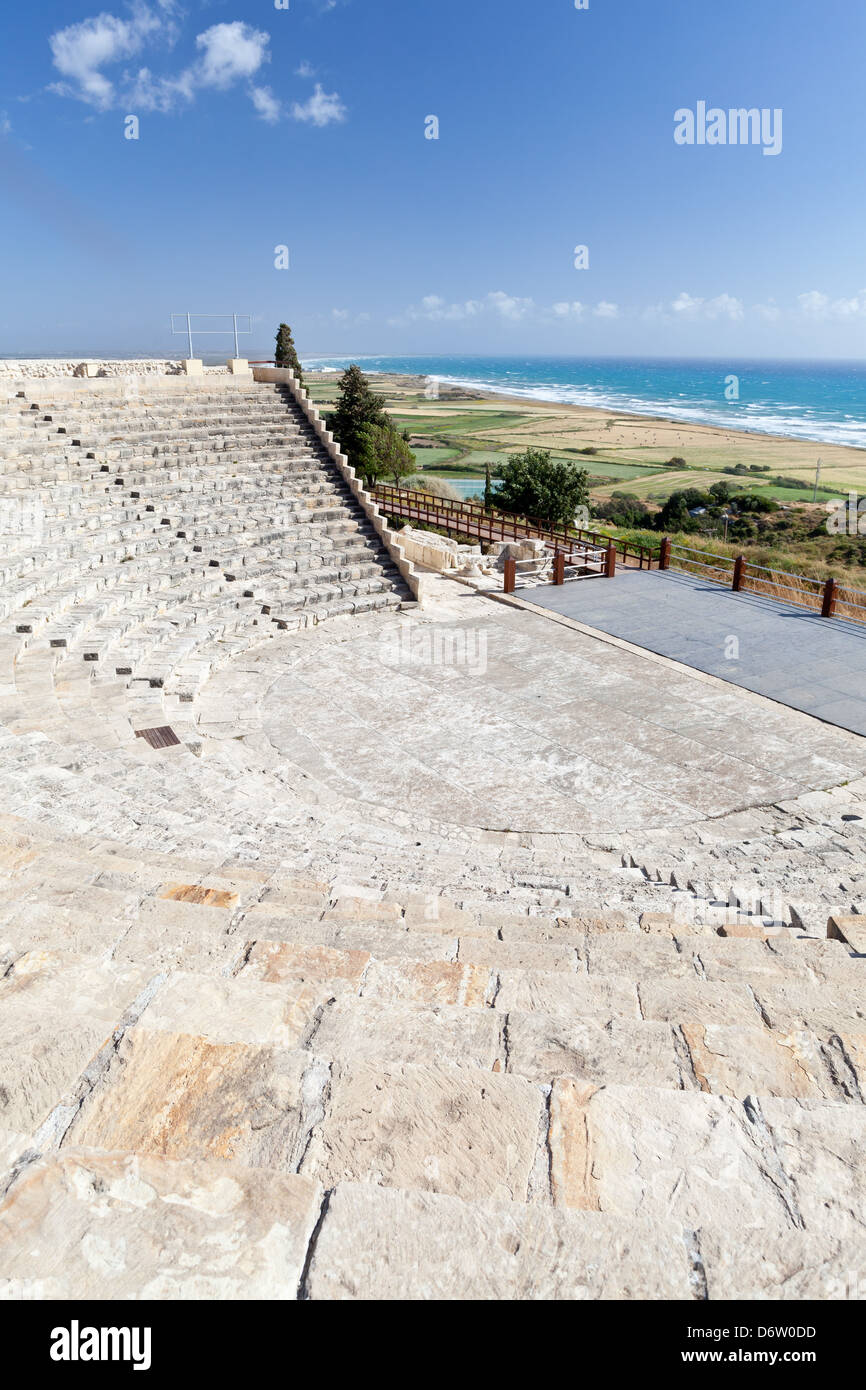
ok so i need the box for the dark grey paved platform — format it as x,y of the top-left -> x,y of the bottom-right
525,568 -> 866,737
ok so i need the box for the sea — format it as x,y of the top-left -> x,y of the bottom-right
299,355 -> 866,453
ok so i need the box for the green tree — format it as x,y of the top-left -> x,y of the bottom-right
656,492 -> 695,532
378,423 -> 416,487
354,421 -> 415,488
274,323 -> 304,389
328,364 -> 387,470
495,448 -> 589,527
594,492 -> 653,528
354,423 -> 387,486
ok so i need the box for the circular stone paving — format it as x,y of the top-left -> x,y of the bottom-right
240,600 -> 863,835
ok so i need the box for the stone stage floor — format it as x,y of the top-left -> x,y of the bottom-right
208,588 -> 866,837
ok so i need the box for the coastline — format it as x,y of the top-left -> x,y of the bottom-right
304,369 -> 866,500
303,355 -> 866,453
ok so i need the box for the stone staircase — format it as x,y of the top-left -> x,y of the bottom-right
0,381 -> 410,751
0,376 -> 864,1300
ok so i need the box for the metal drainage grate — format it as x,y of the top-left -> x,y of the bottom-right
135,726 -> 181,750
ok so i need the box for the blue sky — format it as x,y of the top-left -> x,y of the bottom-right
1,0 -> 864,359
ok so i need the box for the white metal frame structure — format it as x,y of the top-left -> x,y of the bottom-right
170,313 -> 253,359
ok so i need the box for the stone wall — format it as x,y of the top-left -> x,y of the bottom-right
0,359 -> 215,380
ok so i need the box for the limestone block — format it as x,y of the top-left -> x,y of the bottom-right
579,933 -> 692,980
0,893 -> 136,961
310,997 -> 502,1070
226,359 -> 252,377
182,359 -> 204,377
358,959 -> 493,1008
323,897 -> 403,923
0,959 -> 149,1132
555,910 -> 631,934
240,919 -> 456,963
701,1227 -> 866,1300
0,1150 -> 322,1299
456,937 -> 577,973
680,1023 -> 837,1101
400,900 -> 481,934
751,979 -> 866,1035
697,936 -> 859,987
758,1097 -> 866,1235
547,1083 -> 796,1227
301,1061 -> 544,1203
828,914 -> 866,954
110,897 -> 241,973
499,919 -> 589,946
242,941 -> 369,990
493,540 -> 549,570
505,1012 -> 682,1088
638,977 -> 762,1029
136,970 -> 330,1048
717,921 -> 779,939
67,1030 -> 309,1170
305,1184 -> 693,1300
639,911 -> 692,937
493,970 -> 640,1021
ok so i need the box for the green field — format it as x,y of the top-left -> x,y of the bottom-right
392,411 -> 538,437
410,446 -> 463,467
456,450 -> 508,467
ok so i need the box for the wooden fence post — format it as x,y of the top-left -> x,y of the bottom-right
605,542 -> 616,579
504,555 -> 516,594
554,551 -> 565,585
822,577 -> 837,618
732,555 -> 746,592
659,536 -> 671,570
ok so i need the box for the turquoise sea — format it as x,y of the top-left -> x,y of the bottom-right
300,355 -> 866,452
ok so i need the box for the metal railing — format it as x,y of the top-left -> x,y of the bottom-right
666,541 -> 866,625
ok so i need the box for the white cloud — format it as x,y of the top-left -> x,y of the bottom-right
552,302 -> 584,317
415,295 -> 482,321
47,12 -> 298,125
672,291 -> 702,315
399,291 -> 535,324
389,290 -> 528,331
49,8 -> 169,109
250,85 -> 281,124
672,291 -> 743,321
593,301 -> 620,319
0,111 -> 11,135
295,61 -> 316,78
126,66 -> 191,112
195,22 -> 269,90
291,83 -> 346,126
487,290 -> 534,320
798,289 -> 866,319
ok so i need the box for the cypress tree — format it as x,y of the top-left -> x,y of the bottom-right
274,323 -> 305,389
328,364 -> 387,468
